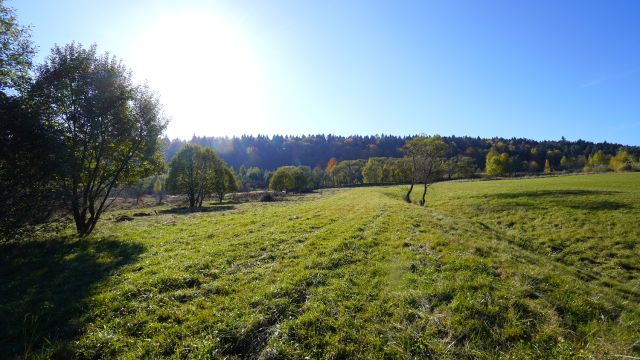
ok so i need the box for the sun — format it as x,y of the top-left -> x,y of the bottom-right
128,10 -> 271,138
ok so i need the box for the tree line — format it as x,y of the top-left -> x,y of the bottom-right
163,135 -> 640,174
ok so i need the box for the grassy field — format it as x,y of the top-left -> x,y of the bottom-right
1,173 -> 639,358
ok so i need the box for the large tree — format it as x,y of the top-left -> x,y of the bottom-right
31,43 -> 166,236
403,136 -> 448,206
0,2 -> 65,239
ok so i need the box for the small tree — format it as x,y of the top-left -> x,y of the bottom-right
214,166 -> 238,203
153,177 -> 164,204
403,136 -> 448,206
166,144 -> 221,208
270,167 -> 295,192
485,148 -> 509,177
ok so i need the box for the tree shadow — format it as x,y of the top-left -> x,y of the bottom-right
158,204 -> 235,215
487,189 -> 619,199
481,189 -> 630,211
0,236 -> 144,357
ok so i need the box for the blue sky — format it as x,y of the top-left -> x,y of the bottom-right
13,0 -> 640,144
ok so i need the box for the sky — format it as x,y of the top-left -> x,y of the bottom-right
13,0 -> 640,144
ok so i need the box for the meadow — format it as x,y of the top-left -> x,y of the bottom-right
1,173 -> 639,359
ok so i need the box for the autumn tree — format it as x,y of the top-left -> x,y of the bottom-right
485,148 -> 509,177
32,43 -> 166,236
153,176 -> 164,204
403,136 -> 448,206
610,149 -> 637,172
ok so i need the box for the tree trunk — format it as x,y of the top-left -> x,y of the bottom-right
419,182 -> 428,206
404,182 -> 414,203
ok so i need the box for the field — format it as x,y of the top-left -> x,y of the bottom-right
1,173 -> 639,358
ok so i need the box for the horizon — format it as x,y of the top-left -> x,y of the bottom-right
14,0 -> 640,145
172,132 -> 637,147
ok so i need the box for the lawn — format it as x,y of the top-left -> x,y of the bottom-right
1,173 -> 639,358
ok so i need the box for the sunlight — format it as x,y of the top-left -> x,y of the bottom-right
128,10 -> 271,138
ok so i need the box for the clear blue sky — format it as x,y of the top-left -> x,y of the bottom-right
13,0 -> 640,144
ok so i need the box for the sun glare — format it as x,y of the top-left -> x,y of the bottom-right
128,10 -> 271,138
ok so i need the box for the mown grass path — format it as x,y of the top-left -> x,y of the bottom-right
1,173 -> 639,358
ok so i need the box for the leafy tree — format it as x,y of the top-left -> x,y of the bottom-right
269,166 -> 314,192
585,150 -> 611,172
166,144 -> 228,208
0,1 -> 63,239
0,0 -> 35,93
332,160 -> 365,186
610,149 -> 637,172
214,166 -> 238,203
32,43 -> 166,236
544,159 -> 552,174
153,176 -> 164,204
0,94 -> 65,238
269,167 -> 295,192
311,166 -> 326,188
485,148 -> 509,177
403,136 -> 448,206
363,158 -> 384,183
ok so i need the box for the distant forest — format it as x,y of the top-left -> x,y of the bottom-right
162,134 -> 640,172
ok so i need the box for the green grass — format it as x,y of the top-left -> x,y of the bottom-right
1,173 -> 639,358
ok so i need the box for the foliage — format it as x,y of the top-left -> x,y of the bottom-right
166,144 -> 235,207
0,94 -> 64,239
362,157 -> 412,183
269,166 -> 314,192
330,159 -> 366,186
486,148 -> 510,176
584,150 -> 612,173
153,176 -> 164,204
0,0 -> 35,93
30,43 -> 166,236
403,136 -> 448,205
610,149 -> 637,172
163,134 -> 639,175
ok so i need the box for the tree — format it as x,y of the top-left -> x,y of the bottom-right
214,166 -> 238,203
0,94 -> 65,238
403,136 -> 448,206
0,1 -> 62,239
0,0 -> 36,93
32,43 -> 166,236
166,144 -> 225,208
585,150 -> 611,172
269,166 -> 313,192
153,176 -> 164,204
544,159 -> 552,173
610,149 -> 637,172
485,148 -> 509,177
363,158 -> 384,183
269,167 -> 295,192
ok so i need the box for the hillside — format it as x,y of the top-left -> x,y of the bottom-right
2,173 -> 639,358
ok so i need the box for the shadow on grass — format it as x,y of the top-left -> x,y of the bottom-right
159,204 -> 235,215
0,236 -> 144,358
482,189 -> 630,211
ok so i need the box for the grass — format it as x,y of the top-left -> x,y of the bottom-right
1,173 -> 639,358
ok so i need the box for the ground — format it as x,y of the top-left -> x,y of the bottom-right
1,173 -> 639,359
